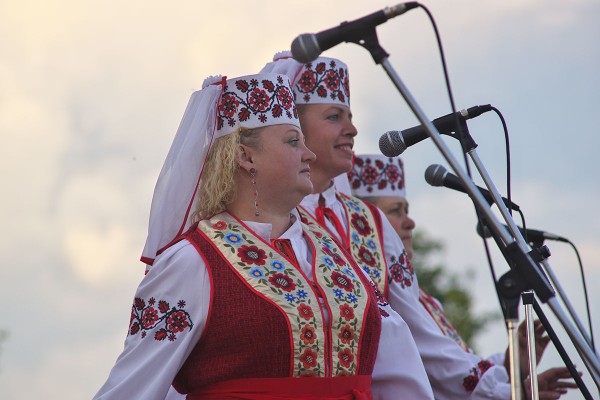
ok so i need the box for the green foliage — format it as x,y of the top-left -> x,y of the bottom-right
411,229 -> 499,350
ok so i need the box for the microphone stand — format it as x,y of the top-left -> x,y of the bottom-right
344,27 -> 600,389
460,134 -> 600,386
465,141 -> 594,348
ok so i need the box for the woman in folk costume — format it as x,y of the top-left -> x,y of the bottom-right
349,154 -> 579,399
93,73 -> 434,400
258,51 -> 545,399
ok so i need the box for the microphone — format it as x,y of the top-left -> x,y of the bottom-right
291,2 -> 419,63
424,164 -> 521,211
476,221 -> 568,244
379,105 -> 492,157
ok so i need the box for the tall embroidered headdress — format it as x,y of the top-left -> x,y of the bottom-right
348,154 -> 406,198
141,73 -> 300,265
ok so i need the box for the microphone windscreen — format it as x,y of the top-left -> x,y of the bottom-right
291,34 -> 320,63
378,131 -> 405,157
424,164 -> 446,187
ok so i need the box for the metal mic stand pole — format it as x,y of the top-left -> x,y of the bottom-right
522,291 -> 540,400
497,271 -> 524,399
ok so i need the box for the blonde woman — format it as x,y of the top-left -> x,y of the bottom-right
93,73 -> 433,399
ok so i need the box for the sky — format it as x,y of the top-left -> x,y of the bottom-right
1,0 -> 598,398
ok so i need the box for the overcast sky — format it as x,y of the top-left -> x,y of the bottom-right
1,0 -> 598,398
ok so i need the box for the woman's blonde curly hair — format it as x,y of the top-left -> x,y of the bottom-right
192,126 -> 262,221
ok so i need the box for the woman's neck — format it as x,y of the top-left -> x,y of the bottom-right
227,202 -> 293,239
310,169 -> 334,194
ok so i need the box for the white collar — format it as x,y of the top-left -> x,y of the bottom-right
243,210 -> 302,242
302,183 -> 338,209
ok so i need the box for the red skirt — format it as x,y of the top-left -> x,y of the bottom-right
186,375 -> 373,399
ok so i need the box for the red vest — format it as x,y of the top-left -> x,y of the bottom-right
172,213 -> 381,396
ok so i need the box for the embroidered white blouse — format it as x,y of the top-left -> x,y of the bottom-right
300,186 -> 512,400
93,212 -> 435,400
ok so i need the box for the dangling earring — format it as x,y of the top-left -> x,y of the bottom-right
250,168 -> 259,216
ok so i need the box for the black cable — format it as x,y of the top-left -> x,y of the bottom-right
416,3 -> 472,177
565,238 -> 595,351
490,106 -> 512,217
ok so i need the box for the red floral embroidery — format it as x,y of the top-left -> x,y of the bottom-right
155,329 -> 168,341
331,271 -> 355,292
324,70 -> 340,90
386,165 -> 400,183
361,165 -> 379,184
300,348 -> 318,368
217,76 -> 298,129
316,86 -> 327,98
134,298 -> 145,310
322,245 -> 346,266
298,70 -> 317,92
141,307 -> 159,328
350,213 -> 371,236
463,375 -> 478,392
249,88 -> 270,111
130,322 -> 140,335
212,220 -> 227,230
218,94 -> 239,118
168,311 -> 190,333
462,360 -> 495,392
338,325 -> 355,344
238,108 -> 250,122
301,325 -> 317,344
349,155 -> 405,193
338,348 -> 355,368
298,304 -> 314,320
277,86 -> 293,109
388,252 -> 414,289
236,79 -> 249,92
358,247 -> 376,266
339,304 -> 355,321
237,245 -> 267,266
272,104 -> 283,118
158,300 -> 169,313
262,79 -> 275,92
295,60 -> 349,105
129,297 -> 193,341
268,273 -> 297,292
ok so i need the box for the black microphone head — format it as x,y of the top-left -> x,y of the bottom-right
291,34 -> 321,63
424,164 -> 447,187
378,130 -> 406,157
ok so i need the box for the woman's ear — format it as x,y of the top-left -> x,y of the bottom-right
236,143 -> 255,174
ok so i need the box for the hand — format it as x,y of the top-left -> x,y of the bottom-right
505,319 -> 551,377
523,367 -> 580,399
519,319 -> 551,368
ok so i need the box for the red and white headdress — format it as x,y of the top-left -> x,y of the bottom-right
260,51 -> 351,194
260,51 -> 350,107
348,154 -> 406,198
141,73 -> 300,265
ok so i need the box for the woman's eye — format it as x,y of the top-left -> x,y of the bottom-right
327,114 -> 339,121
288,139 -> 300,145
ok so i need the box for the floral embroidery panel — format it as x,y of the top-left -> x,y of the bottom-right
129,297 -> 194,342
197,212 -> 370,377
